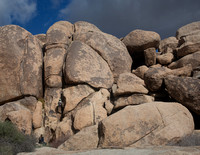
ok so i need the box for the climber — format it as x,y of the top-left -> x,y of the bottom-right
39,134 -> 44,144
58,98 -> 63,107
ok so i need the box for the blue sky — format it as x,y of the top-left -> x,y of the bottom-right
1,0 -> 200,39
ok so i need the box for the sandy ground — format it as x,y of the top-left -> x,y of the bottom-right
18,146 -> 200,155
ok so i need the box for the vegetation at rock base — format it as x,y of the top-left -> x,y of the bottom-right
0,121 -> 36,155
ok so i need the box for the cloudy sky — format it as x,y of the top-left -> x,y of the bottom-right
0,0 -> 200,39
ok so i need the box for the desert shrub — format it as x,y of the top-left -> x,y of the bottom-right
0,121 -> 36,155
38,98 -> 45,109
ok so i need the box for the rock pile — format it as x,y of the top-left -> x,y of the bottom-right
1,21 -> 200,151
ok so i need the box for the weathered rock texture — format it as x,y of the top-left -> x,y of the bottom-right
1,21 -> 200,152
64,41 -> 114,89
99,102 -> 194,148
165,76 -> 200,114
74,31 -> 132,80
0,25 -> 43,104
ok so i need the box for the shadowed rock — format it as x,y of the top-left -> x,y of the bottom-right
165,75 -> 200,114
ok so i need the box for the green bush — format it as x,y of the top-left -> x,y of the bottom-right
0,121 -> 36,155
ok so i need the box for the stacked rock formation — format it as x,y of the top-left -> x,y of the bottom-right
0,21 -> 200,151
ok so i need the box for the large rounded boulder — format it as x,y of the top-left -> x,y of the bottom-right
64,41 -> 114,89
99,102 -> 194,147
74,31 -> 132,80
0,25 -> 43,104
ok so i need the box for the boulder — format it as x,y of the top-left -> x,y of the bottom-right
114,94 -> 154,109
55,116 -> 73,141
144,48 -> 156,66
98,102 -> 194,147
157,52 -> 174,65
176,34 -> 200,58
165,75 -> 200,114
74,21 -> 101,34
113,73 -> 148,96
64,41 -> 114,89
33,101 -> 43,129
58,125 -> 98,151
46,21 -> 74,46
159,37 -> 178,52
176,21 -> 200,39
0,25 -> 43,104
73,31 -> 132,80
122,29 -> 161,52
73,89 -> 109,131
132,65 -> 149,79
144,65 -> 192,92
0,102 -> 24,119
144,67 -> 171,92
44,48 -> 66,88
169,51 -> 200,69
6,109 -> 32,135
63,84 -> 95,113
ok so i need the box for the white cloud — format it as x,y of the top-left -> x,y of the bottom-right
59,0 -> 200,38
0,0 -> 36,26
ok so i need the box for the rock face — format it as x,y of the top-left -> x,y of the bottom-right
0,25 -> 43,104
58,125 -> 99,151
165,76 -> 200,114
63,84 -> 95,113
64,41 -> 114,89
99,102 -> 194,147
74,31 -> 132,80
72,89 -> 109,131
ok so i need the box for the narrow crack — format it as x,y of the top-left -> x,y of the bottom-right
128,125 -> 160,146
19,35 -> 29,95
91,101 -> 96,125
155,105 -> 166,127
89,46 -> 113,73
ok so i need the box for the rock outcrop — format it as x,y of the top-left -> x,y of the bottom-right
1,21 -> 200,152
